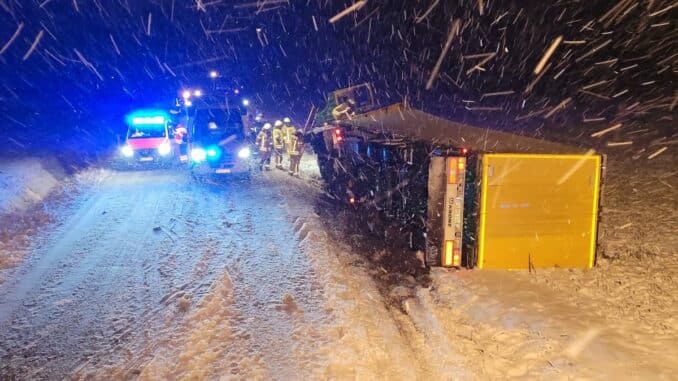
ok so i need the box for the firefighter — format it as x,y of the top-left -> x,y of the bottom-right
288,130 -> 305,177
282,117 -> 296,167
282,117 -> 296,146
272,120 -> 285,169
255,123 -> 273,170
172,123 -> 188,161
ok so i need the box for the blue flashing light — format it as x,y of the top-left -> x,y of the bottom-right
132,116 -> 166,125
206,146 -> 221,160
126,109 -> 169,126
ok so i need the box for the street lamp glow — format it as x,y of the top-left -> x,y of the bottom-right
182,90 -> 191,99
242,98 -> 250,107
209,70 -> 218,79
193,89 -> 202,97
185,99 -> 193,107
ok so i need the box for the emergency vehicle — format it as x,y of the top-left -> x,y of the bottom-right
118,111 -> 175,166
188,106 -> 252,175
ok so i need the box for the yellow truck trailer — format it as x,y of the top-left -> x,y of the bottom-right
310,86 -> 603,270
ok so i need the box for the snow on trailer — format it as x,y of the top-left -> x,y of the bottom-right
346,102 -> 589,155
311,94 -> 604,270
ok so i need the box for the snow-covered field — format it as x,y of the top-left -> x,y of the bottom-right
0,151 -> 675,380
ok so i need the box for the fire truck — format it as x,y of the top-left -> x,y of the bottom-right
310,84 -> 604,269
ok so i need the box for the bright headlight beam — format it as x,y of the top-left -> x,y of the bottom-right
191,148 -> 206,162
158,142 -> 171,156
237,147 -> 250,159
121,145 -> 134,157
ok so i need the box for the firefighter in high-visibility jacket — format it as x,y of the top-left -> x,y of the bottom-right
282,117 -> 296,163
282,117 -> 296,146
272,120 -> 285,169
288,130 -> 305,177
255,123 -> 273,170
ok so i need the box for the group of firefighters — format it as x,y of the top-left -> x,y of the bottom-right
255,117 -> 305,176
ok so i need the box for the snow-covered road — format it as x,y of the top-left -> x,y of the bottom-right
0,167 -> 438,380
0,168 -> 321,377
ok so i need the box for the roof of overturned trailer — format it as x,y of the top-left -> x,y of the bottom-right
344,103 -> 590,154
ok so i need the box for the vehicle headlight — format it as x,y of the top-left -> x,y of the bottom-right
158,142 -> 171,156
237,147 -> 250,159
191,147 -> 206,162
121,145 -> 134,157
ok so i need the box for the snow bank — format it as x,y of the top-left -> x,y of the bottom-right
0,158 -> 111,276
0,158 -> 65,274
0,158 -> 66,215
290,212 -> 425,379
426,267 -> 678,380
278,174 -> 476,380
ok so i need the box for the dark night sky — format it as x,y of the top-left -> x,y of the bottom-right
0,0 -> 675,153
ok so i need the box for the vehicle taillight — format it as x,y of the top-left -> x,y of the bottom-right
443,240 -> 462,267
444,240 -> 454,266
461,148 -> 468,155
333,128 -> 344,145
447,158 -> 458,184
442,156 -> 466,268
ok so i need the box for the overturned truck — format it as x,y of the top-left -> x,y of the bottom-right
310,85 -> 604,270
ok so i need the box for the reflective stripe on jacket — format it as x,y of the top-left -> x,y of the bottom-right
256,131 -> 271,152
272,128 -> 285,149
284,125 -> 296,145
288,136 -> 305,156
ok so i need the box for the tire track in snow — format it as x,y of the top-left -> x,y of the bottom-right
0,170 -> 259,379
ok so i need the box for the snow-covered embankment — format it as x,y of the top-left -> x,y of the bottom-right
0,157 -> 108,275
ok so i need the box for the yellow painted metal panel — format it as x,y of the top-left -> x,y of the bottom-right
478,154 -> 601,269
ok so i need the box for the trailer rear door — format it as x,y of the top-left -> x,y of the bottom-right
477,153 -> 602,269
